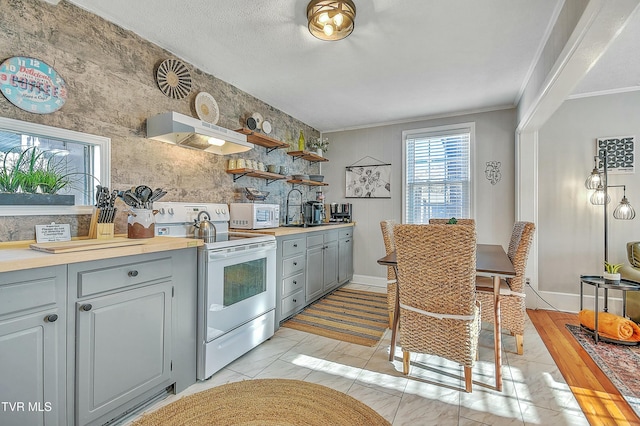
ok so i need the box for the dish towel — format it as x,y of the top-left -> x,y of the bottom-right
578,309 -> 640,342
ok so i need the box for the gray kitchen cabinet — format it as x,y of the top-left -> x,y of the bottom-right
275,235 -> 306,323
67,248 -> 197,426
305,244 -> 324,302
322,231 -> 339,292
338,228 -> 354,284
0,265 -> 67,426
306,231 -> 338,303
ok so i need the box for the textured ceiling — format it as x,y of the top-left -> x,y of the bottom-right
66,0 -> 639,132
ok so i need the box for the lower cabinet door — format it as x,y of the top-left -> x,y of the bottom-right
0,309 -> 63,426
75,282 -> 173,425
306,246 -> 324,302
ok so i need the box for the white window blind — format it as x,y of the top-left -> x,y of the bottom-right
404,125 -> 472,224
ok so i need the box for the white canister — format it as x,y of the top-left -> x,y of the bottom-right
127,209 -> 157,239
228,159 -> 237,170
236,158 -> 246,169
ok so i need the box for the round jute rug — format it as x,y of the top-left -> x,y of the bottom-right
131,379 -> 390,426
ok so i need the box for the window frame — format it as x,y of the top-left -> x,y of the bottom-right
0,116 -> 111,216
401,122 -> 476,224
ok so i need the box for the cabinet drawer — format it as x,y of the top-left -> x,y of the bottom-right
339,228 -> 353,239
325,230 -> 338,243
282,272 -> 304,295
283,254 -> 305,277
281,290 -> 304,317
77,257 -> 172,297
282,237 -> 306,257
0,277 -> 57,316
307,234 -> 324,247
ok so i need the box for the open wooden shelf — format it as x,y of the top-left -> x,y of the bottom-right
287,151 -> 329,163
287,179 -> 328,187
235,128 -> 289,153
226,168 -> 288,185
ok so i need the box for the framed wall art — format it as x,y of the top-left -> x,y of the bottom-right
596,136 -> 635,174
345,159 -> 391,198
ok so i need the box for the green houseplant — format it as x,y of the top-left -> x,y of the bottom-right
307,137 -> 330,156
0,146 -> 81,205
604,261 -> 623,281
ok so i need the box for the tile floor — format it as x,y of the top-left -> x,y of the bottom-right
126,284 -> 588,425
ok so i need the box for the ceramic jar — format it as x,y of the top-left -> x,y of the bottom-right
127,208 -> 157,239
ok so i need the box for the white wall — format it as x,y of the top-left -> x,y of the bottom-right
537,91 -> 640,309
323,108 -> 517,286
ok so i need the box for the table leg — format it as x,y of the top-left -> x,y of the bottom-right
389,266 -> 400,361
493,275 -> 502,392
594,285 -> 599,344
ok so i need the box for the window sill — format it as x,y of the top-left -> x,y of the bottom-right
0,205 -> 94,216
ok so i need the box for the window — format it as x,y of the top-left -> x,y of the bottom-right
0,116 -> 110,216
402,123 -> 474,224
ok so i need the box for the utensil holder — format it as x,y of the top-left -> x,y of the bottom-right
127,208 -> 156,239
96,223 -> 115,239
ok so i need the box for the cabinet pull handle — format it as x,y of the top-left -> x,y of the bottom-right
128,270 -> 139,277
293,280 -> 297,285
293,299 -> 297,303
346,240 -> 350,243
44,314 -> 58,323
80,304 -> 93,312
293,262 -> 297,266
293,243 -> 298,247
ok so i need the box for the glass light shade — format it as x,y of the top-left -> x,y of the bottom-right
590,185 -> 610,205
208,137 -> 225,146
584,168 -> 601,189
307,0 -> 356,41
613,196 -> 636,220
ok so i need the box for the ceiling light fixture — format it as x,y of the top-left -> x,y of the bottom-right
307,0 -> 356,41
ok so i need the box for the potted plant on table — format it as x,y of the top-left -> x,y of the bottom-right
604,261 -> 623,282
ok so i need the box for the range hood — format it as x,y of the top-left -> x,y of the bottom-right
146,111 -> 253,155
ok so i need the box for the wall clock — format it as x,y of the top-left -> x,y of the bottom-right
0,56 -> 67,114
156,59 -> 192,99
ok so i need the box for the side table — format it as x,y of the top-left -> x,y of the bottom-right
579,274 -> 640,344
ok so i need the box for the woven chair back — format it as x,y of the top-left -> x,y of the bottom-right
506,221 -> 535,292
394,224 -> 477,316
428,218 -> 476,227
380,220 -> 398,282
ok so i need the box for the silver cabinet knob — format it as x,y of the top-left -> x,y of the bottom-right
44,314 -> 58,323
80,304 -> 93,312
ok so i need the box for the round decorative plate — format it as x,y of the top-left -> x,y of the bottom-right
194,92 -> 220,124
156,59 -> 192,99
262,120 -> 272,134
246,116 -> 257,131
0,56 -> 67,114
251,112 -> 264,130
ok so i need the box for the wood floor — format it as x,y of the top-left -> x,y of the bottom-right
528,309 -> 640,425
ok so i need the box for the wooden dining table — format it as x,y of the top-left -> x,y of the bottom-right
377,243 -> 516,392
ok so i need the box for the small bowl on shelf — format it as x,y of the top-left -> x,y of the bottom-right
308,175 -> 324,182
292,174 -> 309,181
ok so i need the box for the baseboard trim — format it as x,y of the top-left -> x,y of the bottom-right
351,274 -> 387,288
528,289 -> 625,315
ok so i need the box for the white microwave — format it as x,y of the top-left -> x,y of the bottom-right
229,203 -> 280,229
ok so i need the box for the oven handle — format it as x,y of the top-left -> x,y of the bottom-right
207,241 -> 276,260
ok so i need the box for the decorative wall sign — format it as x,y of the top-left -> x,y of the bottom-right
485,161 -> 501,185
0,56 -> 67,114
346,160 -> 391,198
596,136 -> 635,174
156,59 -> 192,99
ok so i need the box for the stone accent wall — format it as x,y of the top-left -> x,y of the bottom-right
0,0 -> 321,240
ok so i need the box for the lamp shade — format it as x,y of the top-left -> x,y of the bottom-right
590,184 -> 610,205
613,195 -> 636,220
307,0 -> 356,41
584,168 -> 602,189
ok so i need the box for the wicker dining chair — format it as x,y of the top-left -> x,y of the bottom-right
476,221 -> 535,355
394,224 -> 480,392
428,218 -> 476,227
380,220 -> 398,328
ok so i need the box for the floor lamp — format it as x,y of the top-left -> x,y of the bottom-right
585,152 -> 636,268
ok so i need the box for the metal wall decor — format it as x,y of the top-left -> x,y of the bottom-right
596,136 -> 635,174
156,59 -> 192,99
346,156 -> 391,198
485,161 -> 501,185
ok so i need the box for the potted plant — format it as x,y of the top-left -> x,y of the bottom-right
307,137 -> 330,157
604,261 -> 622,281
0,146 -> 82,205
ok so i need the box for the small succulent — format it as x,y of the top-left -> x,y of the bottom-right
447,217 -> 458,224
604,261 -> 622,274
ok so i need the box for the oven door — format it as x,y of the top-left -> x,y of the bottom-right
201,240 -> 276,342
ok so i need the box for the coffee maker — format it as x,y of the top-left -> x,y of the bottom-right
304,201 -> 325,225
328,203 -> 352,222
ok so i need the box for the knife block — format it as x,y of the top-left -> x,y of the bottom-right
88,208 -> 115,239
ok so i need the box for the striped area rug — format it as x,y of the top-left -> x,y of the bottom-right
282,288 -> 388,346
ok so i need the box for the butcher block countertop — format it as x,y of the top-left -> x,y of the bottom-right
0,236 -> 202,273
232,222 -> 354,237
